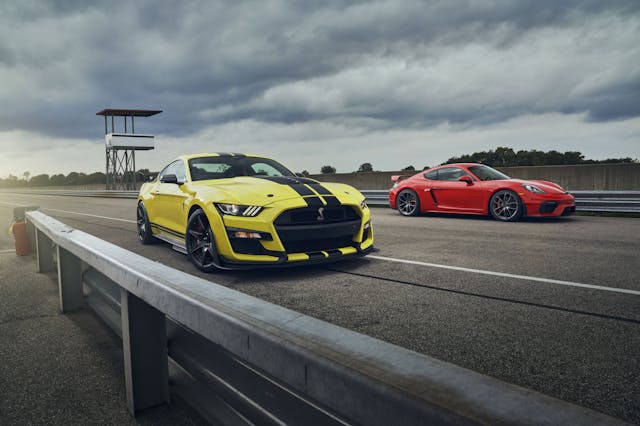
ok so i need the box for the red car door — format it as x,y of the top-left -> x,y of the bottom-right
431,167 -> 485,213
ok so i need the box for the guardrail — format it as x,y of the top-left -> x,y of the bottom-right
23,209 -> 622,425
4,188 -> 640,213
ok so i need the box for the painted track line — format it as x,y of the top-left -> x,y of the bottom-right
40,207 -> 136,224
2,201 -> 637,296
370,255 -> 640,296
0,201 -> 136,224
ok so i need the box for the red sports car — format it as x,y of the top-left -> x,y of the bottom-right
388,163 -> 576,221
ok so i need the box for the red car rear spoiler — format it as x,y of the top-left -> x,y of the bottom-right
391,175 -> 412,183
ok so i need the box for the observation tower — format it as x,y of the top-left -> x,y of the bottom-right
96,108 -> 162,190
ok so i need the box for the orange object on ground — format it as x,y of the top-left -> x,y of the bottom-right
12,220 -> 30,256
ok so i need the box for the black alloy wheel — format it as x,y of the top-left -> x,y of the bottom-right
397,189 -> 420,216
489,190 -> 523,222
136,202 -> 155,244
186,209 -> 219,272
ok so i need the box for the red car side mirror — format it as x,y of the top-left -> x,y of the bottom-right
458,175 -> 473,185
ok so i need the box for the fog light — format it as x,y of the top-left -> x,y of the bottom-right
364,221 -> 371,229
233,231 -> 262,239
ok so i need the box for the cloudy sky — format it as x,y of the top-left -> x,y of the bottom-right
0,0 -> 638,177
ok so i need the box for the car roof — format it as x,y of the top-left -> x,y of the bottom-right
434,163 -> 483,169
177,152 -> 269,161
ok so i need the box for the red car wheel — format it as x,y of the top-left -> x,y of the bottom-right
489,190 -> 523,222
397,189 -> 420,216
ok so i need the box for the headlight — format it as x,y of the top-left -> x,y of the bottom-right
360,199 -> 368,210
216,203 -> 263,217
522,184 -> 545,194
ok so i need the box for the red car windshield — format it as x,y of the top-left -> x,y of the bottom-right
468,165 -> 510,181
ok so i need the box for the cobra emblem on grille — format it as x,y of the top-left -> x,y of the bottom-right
317,207 -> 325,221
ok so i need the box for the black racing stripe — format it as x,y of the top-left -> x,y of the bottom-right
252,176 -> 325,206
291,184 -> 315,196
254,176 -> 315,195
322,195 -> 340,206
308,183 -> 332,195
293,177 -> 320,185
307,183 -> 342,206
231,152 -> 246,157
304,196 -> 324,206
256,176 -> 302,185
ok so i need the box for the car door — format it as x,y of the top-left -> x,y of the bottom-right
413,169 -> 439,211
431,167 -> 484,212
151,160 -> 190,236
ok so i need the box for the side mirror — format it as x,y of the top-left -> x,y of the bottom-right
295,172 -> 305,177
160,174 -> 180,184
458,175 -> 473,185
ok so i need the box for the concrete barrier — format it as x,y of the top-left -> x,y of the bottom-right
310,163 -> 640,191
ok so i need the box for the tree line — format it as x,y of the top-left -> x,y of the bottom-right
0,169 -> 154,188
442,147 -> 637,168
2,147 -> 635,186
319,147 -> 636,173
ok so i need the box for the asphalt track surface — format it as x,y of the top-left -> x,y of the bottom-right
1,192 -> 639,423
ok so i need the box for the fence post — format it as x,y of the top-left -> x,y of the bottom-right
35,228 -> 55,273
26,219 -> 36,257
57,246 -> 83,312
121,288 -> 169,415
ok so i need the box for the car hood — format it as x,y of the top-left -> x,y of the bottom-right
189,176 -> 362,206
509,179 -> 568,194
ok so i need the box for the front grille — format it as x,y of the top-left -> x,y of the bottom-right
275,219 -> 361,253
275,206 -> 359,226
274,206 -> 362,253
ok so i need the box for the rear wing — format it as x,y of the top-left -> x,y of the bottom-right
391,175 -> 412,184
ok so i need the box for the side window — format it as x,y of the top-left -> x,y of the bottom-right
158,160 -> 186,182
157,163 -> 174,181
437,167 -> 468,181
174,161 -> 187,182
424,170 -> 438,180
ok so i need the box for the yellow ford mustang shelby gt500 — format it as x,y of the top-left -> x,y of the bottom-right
137,153 -> 375,271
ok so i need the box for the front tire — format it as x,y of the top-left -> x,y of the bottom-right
137,202 -> 155,244
489,190 -> 523,222
186,209 -> 220,272
397,189 -> 420,216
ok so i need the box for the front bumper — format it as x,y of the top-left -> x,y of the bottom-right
207,201 -> 374,269
522,193 -> 576,217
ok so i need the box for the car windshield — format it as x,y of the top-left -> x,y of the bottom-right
468,165 -> 510,181
188,156 -> 295,181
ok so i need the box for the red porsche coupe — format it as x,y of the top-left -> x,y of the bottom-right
388,163 -> 576,221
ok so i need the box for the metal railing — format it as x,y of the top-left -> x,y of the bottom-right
23,210 -> 621,425
4,188 -> 639,213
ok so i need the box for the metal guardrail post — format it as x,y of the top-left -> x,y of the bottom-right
26,220 -> 36,257
120,288 -> 169,415
35,228 -> 55,272
56,247 -> 84,312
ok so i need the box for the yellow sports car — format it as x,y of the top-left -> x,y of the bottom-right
137,153 -> 374,271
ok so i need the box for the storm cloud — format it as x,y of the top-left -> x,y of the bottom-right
0,0 -> 638,175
